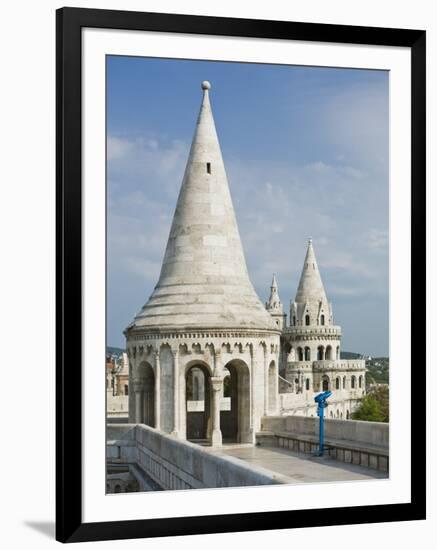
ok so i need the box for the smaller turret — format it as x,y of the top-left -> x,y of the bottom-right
266,274 -> 287,329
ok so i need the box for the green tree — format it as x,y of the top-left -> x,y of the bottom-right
352,386 -> 389,422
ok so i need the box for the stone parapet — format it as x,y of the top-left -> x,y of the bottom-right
107,423 -> 290,490
283,326 -> 341,340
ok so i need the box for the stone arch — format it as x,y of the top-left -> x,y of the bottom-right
268,360 -> 277,413
325,345 -> 333,360
136,361 -> 155,427
304,346 -> 311,361
221,359 -> 251,443
317,345 -> 325,360
335,376 -> 340,390
351,375 -> 356,389
184,360 -> 212,441
297,347 -> 304,361
222,343 -> 231,354
322,374 -> 330,392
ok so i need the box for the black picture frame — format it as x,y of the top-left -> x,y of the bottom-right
56,7 -> 426,543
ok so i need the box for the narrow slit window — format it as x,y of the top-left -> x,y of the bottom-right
206,162 -> 211,174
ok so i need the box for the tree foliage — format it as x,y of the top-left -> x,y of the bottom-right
352,386 -> 389,423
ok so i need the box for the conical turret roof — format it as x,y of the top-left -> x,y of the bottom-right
295,239 -> 328,304
266,274 -> 283,312
291,239 -> 333,326
131,82 -> 277,332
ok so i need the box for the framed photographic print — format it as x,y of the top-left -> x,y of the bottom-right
56,7 -> 426,543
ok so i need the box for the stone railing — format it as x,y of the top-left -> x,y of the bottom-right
258,415 -> 388,472
283,326 -> 342,337
312,360 -> 366,371
107,424 -> 290,490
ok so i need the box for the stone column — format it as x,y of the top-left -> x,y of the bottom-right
263,347 -> 269,416
171,349 -> 179,437
154,351 -> 161,430
133,381 -> 143,424
210,377 -> 223,446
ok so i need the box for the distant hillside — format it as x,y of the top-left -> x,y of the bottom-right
366,357 -> 389,384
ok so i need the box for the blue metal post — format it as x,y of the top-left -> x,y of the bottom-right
314,391 -> 331,457
319,402 -> 325,455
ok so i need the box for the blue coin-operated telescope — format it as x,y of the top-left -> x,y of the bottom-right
314,391 -> 332,456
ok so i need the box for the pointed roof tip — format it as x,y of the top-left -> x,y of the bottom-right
271,273 -> 278,287
201,80 -> 211,91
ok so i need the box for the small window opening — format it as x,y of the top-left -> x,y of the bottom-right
206,162 -> 211,174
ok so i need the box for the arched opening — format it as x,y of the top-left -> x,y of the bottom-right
124,384 -> 129,396
223,374 -> 231,397
336,346 -> 340,359
305,314 -> 310,326
221,360 -> 251,443
292,315 -> 296,326
336,410 -> 339,418
351,375 -> 356,389
305,378 -> 310,391
322,375 -> 330,392
268,361 -> 276,413
114,484 -> 122,493
359,375 -> 363,389
317,346 -> 324,360
320,314 -> 325,326
329,411 -> 333,418
343,376 -> 346,389
335,377 -> 340,390
298,347 -> 304,361
340,412 -> 343,419
137,362 -> 155,427
346,410 -> 350,420
186,364 -> 211,441
325,345 -> 332,360
304,346 -> 311,361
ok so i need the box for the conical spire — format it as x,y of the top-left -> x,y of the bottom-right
131,82 -> 277,331
291,239 -> 332,327
295,239 -> 328,304
266,274 -> 283,312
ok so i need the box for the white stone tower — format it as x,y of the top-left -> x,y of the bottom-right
265,274 -> 286,330
126,82 -> 281,445
281,239 -> 366,418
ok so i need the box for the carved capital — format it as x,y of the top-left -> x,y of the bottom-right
210,377 -> 223,392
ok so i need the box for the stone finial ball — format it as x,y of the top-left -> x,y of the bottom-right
201,80 -> 211,90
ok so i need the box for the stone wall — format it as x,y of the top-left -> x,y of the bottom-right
260,415 -> 389,448
107,424 -> 289,490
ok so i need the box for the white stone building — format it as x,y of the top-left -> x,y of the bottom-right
275,239 -> 366,419
125,81 -> 281,446
125,81 -> 366,445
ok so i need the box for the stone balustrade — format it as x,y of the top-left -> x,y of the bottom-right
107,424 -> 290,490
258,415 -> 388,472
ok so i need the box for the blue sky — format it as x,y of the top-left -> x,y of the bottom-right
107,56 -> 389,356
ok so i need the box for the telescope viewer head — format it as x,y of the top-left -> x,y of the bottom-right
314,391 -> 332,404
